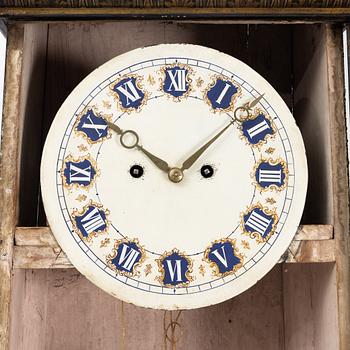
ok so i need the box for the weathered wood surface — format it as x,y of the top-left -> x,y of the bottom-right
2,0 -> 350,7
283,263 -> 339,350
3,7 -> 350,21
293,25 -> 333,225
326,24 -> 350,350
9,264 -> 338,350
9,266 -> 286,350
14,224 -> 333,246
0,24 -> 24,350
13,225 -> 335,268
18,23 -> 48,226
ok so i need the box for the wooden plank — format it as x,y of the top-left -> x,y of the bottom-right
325,24 -> 350,350
17,23 -> 48,226
0,23 -> 24,350
14,224 -> 333,248
293,24 -> 333,225
9,269 -> 126,350
9,265 -> 283,350
15,227 -> 58,246
13,246 -> 71,269
2,7 -> 350,20
13,238 -> 336,269
294,224 -> 333,240
283,263 -> 339,350
178,265 -> 285,349
2,0 -> 350,9
283,239 -> 335,263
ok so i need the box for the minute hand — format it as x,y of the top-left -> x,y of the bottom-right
180,122 -> 233,172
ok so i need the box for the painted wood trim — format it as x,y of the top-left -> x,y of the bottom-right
2,7 -> 350,20
0,23 -> 25,350
1,0 -> 350,7
326,24 -> 350,350
12,226 -> 335,268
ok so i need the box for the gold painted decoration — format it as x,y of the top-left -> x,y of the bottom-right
158,63 -> 193,101
109,74 -> 149,113
106,237 -> 146,277
252,158 -> 288,192
156,249 -> 193,288
204,75 -> 241,113
241,203 -> 278,243
71,201 -> 110,242
203,238 -> 244,278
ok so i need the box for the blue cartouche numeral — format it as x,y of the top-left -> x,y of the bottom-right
76,109 -> 108,142
206,78 -> 238,110
111,76 -> 145,110
109,241 -> 142,274
242,113 -> 274,145
163,66 -> 190,98
207,241 -> 242,275
243,207 -> 275,240
63,158 -> 96,187
75,205 -> 107,239
255,161 -> 286,190
161,252 -> 190,286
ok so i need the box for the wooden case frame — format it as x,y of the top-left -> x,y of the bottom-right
0,13 -> 349,350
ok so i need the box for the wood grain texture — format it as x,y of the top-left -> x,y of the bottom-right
12,239 -> 336,269
283,263 -> 339,350
0,23 -> 24,350
18,23 -> 48,226
2,0 -> 350,8
9,266 -> 284,350
293,24 -> 333,225
325,24 -> 350,350
283,239 -> 335,263
3,8 -> 350,21
14,224 -> 333,246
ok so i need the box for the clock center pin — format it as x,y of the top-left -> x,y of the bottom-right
168,167 -> 184,183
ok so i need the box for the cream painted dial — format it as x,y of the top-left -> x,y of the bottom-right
41,44 -> 307,310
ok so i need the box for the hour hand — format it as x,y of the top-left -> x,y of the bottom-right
107,121 -> 170,174
107,121 -> 123,135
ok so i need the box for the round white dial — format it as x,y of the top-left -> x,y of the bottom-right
41,44 -> 307,310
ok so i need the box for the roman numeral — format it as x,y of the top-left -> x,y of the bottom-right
258,169 -> 282,183
166,260 -> 183,282
247,120 -> 270,138
82,115 -> 107,137
167,69 -> 186,91
245,211 -> 271,236
215,82 -> 231,104
117,244 -> 140,271
81,207 -> 105,235
210,246 -> 228,268
69,163 -> 91,183
116,80 -> 142,106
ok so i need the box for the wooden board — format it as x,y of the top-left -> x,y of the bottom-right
9,266 -> 285,350
325,24 -> 350,350
12,225 -> 335,268
283,263 -> 339,350
9,263 -> 338,350
292,24 -> 333,224
0,23 -> 24,350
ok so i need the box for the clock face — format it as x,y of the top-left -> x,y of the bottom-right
41,44 -> 307,310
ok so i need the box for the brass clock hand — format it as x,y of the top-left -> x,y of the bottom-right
107,121 -> 170,173
234,93 -> 265,122
180,122 -> 234,172
180,93 -> 265,172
